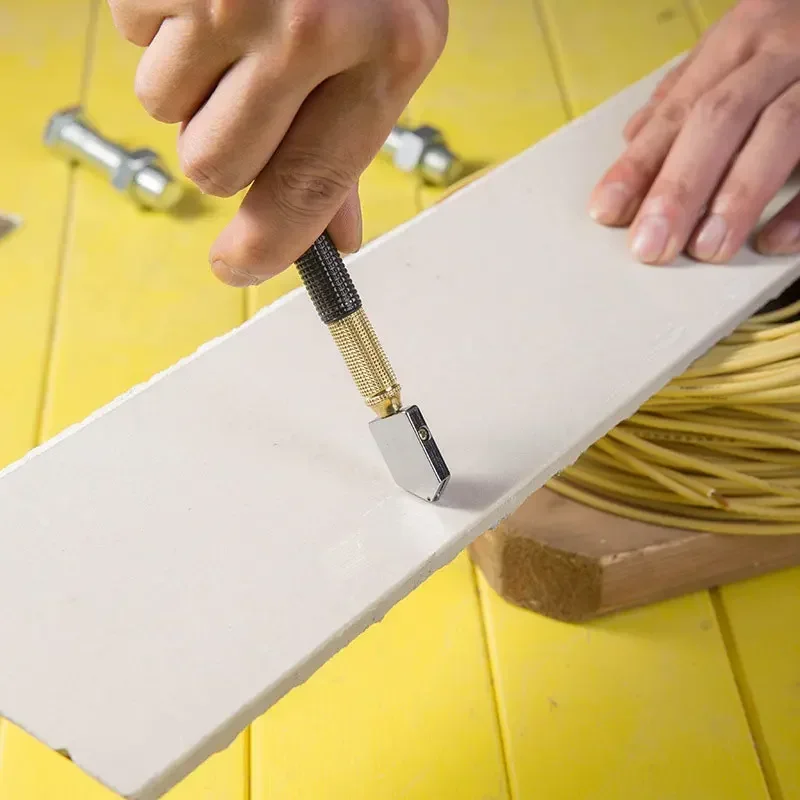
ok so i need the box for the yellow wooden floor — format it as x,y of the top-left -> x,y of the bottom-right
1,1 -> 799,798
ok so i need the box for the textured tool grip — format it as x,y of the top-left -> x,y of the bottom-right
296,232 -> 362,325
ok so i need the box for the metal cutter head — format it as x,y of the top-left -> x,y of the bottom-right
369,405 -> 450,503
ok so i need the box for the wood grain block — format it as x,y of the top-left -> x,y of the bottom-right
4,56 -> 800,800
470,489 -> 800,622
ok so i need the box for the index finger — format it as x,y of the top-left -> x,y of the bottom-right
209,68 -> 400,284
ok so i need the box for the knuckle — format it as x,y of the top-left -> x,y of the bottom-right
616,150 -> 659,185
383,1 -> 448,83
652,84 -> 670,102
208,0 -> 252,29
716,179 -> 755,213
654,98 -> 692,127
652,66 -> 682,101
134,71 -> 176,123
107,1 -> 144,45
178,140 -> 241,198
647,177 -> 693,213
270,151 -> 354,222
665,177 -> 693,207
695,88 -> 749,125
762,96 -> 800,131
284,0 -> 338,51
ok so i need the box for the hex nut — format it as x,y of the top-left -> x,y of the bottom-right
392,125 -> 447,173
391,130 -> 426,172
413,125 -> 445,148
386,125 -> 460,186
113,148 -> 159,192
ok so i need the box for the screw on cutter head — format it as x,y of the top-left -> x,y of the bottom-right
368,405 -> 450,503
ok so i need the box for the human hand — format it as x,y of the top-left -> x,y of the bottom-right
588,0 -> 800,265
109,0 -> 448,286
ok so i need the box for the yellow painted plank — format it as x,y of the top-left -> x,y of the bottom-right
0,0 -> 90,468
718,570 -> 800,798
0,724 -> 248,800
411,0 -> 566,165
477,2 -> 771,797
39,2 -> 245,437
540,0 -> 697,115
0,2 -> 248,798
481,578 -> 770,799
409,0 -> 567,210
0,0 -> 91,786
251,553 -> 509,800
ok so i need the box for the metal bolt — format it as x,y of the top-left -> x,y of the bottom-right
381,124 -> 464,187
417,426 -> 430,441
43,107 -> 183,211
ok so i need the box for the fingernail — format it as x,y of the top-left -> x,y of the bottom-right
759,220 -> 800,254
589,182 -> 632,223
211,260 -> 261,287
692,214 -> 727,261
631,214 -> 670,263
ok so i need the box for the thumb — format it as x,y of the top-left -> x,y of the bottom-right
327,183 -> 364,255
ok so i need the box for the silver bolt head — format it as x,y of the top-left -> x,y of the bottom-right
43,106 -> 83,148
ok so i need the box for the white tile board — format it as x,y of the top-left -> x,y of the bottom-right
2,56 -> 800,800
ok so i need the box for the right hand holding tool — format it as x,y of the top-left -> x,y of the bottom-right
108,0 -> 448,287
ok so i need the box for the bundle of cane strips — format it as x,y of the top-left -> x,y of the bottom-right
549,298 -> 800,535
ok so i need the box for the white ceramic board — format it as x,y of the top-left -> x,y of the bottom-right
3,57 -> 800,800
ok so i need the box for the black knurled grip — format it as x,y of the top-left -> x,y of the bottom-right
296,232 -> 362,325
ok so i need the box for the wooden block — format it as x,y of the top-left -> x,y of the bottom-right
4,57 -> 800,800
470,488 -> 800,622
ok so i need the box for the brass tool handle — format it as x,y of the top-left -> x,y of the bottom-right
296,233 -> 402,418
